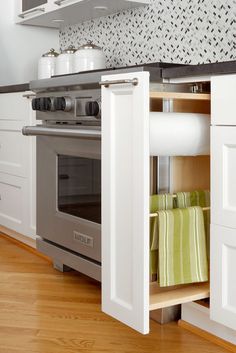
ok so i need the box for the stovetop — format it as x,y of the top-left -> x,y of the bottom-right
51,62 -> 183,78
30,62 -> 184,92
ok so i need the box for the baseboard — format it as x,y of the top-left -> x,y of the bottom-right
0,225 -> 51,263
179,320 -> 236,352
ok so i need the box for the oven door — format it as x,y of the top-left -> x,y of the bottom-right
23,126 -> 101,262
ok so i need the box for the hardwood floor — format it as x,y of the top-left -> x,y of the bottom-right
0,234 -> 230,353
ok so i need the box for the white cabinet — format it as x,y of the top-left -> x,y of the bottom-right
102,72 -> 150,334
212,74 -> 236,126
15,0 -> 150,28
211,224 -> 236,331
0,92 -> 36,239
15,0 -> 53,23
211,74 -> 236,332
211,126 -> 236,229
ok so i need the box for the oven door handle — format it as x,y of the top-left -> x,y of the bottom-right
22,126 -> 101,139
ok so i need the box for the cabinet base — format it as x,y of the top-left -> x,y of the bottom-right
181,302 -> 236,348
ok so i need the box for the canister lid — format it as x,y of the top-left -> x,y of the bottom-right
61,45 -> 77,54
78,40 -> 102,51
42,48 -> 59,57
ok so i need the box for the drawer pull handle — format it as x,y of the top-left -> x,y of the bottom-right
18,8 -> 45,18
22,93 -> 36,99
99,78 -> 139,88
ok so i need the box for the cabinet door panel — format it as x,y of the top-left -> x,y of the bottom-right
102,72 -> 150,334
211,74 -> 236,126
22,0 -> 47,12
0,173 -> 27,234
0,121 -> 29,177
211,224 -> 236,330
0,93 -> 29,121
211,126 -> 236,228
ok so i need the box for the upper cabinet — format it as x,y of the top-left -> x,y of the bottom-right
15,0 -> 150,28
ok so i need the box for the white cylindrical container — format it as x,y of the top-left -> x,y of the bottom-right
150,112 -> 210,156
38,48 -> 59,79
56,45 -> 77,75
74,41 -> 106,73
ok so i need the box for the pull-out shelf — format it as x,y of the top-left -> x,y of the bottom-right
150,91 -> 211,101
150,282 -> 210,311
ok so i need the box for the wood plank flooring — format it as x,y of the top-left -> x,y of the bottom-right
0,234 -> 230,353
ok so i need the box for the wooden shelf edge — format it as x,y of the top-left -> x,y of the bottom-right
150,91 -> 211,101
149,282 -> 210,311
178,320 -> 236,353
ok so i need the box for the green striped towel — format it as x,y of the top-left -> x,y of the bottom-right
158,206 -> 208,287
176,190 -> 210,259
175,190 -> 210,208
150,194 -> 173,275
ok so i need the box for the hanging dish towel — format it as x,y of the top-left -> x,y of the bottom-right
176,190 -> 210,259
158,206 -> 208,287
150,194 -> 173,275
176,190 -> 210,208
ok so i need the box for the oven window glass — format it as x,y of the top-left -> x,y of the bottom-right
58,155 -> 101,224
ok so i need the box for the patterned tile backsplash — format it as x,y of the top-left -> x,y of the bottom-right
59,0 -> 236,67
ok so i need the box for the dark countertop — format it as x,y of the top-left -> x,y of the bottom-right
162,60 -> 236,79
2,60 -> 236,92
0,83 -> 29,94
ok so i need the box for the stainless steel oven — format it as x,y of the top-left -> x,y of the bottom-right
23,86 -> 102,281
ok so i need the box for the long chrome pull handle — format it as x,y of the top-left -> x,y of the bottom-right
18,7 -> 45,18
54,0 -> 69,5
22,126 -> 101,139
99,78 -> 139,88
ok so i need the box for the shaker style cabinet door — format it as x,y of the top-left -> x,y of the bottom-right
211,126 -> 236,229
211,74 -> 236,126
211,223 -> 236,331
101,72 -> 150,334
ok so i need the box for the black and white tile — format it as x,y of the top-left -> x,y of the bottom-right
59,0 -> 236,67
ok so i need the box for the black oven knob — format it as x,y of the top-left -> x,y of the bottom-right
85,101 -> 100,116
38,97 -> 51,111
55,97 -> 72,112
32,98 -> 40,111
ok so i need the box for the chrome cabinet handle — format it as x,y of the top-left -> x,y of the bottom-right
54,0 -> 69,5
99,78 -> 139,88
18,7 -> 45,18
22,93 -> 36,99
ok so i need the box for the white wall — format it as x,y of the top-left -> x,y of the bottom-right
0,1 -> 59,85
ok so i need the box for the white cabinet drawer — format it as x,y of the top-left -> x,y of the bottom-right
211,126 -> 236,228
0,173 -> 27,234
0,93 -> 29,121
0,121 -> 29,177
211,224 -> 236,331
212,74 -> 236,126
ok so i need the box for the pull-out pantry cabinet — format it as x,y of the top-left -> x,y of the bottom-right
101,71 -> 216,334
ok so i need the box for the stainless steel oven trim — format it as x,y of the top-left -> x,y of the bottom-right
36,133 -> 101,262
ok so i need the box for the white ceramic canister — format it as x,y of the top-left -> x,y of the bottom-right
38,48 -> 59,79
74,41 -> 106,73
56,45 -> 77,75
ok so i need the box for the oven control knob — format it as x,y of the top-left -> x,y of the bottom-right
85,101 -> 100,117
55,97 -> 72,112
32,98 -> 40,111
38,97 -> 51,111
44,97 -> 52,111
